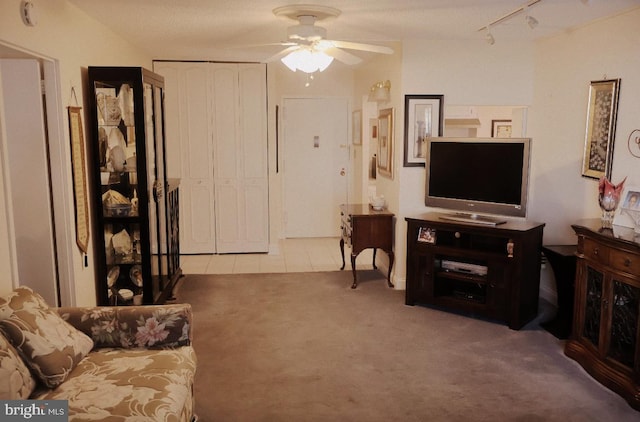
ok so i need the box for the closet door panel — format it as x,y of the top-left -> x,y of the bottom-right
154,61 -> 216,253
244,182 -> 269,248
215,183 -> 241,247
211,66 -> 239,181
238,65 -> 268,251
188,183 -> 215,244
184,66 -> 214,180
239,65 -> 267,179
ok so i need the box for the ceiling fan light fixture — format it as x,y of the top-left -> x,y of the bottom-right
281,48 -> 334,73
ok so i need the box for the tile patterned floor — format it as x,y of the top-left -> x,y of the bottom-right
180,237 -> 376,274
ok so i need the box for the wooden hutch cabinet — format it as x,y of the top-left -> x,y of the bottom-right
87,67 -> 181,306
405,213 -> 544,330
566,220 -> 640,410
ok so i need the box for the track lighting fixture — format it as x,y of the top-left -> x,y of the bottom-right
478,0 -> 542,43
524,5 -> 538,29
485,29 -> 495,45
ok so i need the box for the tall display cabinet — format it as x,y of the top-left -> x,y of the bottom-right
87,66 -> 181,306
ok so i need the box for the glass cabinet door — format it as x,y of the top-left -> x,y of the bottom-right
143,82 -> 169,302
608,277 -> 640,369
582,264 -> 604,349
94,78 -> 144,305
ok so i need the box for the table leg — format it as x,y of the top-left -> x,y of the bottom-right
339,238 -> 346,270
350,253 -> 358,289
386,250 -> 395,288
372,248 -> 378,269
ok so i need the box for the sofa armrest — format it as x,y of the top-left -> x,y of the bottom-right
56,303 -> 193,349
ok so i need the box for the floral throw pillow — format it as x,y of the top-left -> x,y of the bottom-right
0,287 -> 94,389
0,334 -> 37,399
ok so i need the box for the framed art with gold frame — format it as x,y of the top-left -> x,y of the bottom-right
377,108 -> 394,179
581,79 -> 621,179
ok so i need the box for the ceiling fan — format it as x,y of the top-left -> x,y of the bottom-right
263,4 -> 394,73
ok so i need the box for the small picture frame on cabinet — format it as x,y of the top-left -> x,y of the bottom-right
418,227 -> 436,244
613,185 -> 640,230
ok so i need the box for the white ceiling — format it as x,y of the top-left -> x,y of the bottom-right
67,0 -> 640,63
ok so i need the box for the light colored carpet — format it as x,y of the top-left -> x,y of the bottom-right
176,270 -> 639,421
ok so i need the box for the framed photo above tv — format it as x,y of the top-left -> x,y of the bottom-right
581,79 -> 621,180
403,95 -> 444,167
491,120 -> 512,138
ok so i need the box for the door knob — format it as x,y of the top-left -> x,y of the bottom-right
340,168 -> 346,176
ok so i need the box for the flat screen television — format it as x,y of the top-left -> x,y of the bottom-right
425,137 -> 531,224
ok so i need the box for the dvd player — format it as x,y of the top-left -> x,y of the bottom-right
441,260 -> 488,276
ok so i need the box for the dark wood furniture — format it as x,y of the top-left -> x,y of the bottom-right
540,245 -> 577,339
566,220 -> 640,411
339,204 -> 394,289
88,67 -> 181,306
405,213 -> 545,330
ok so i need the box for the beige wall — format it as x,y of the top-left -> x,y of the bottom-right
0,0 -> 151,304
529,7 -> 640,244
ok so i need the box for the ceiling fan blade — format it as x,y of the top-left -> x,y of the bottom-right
264,45 -> 300,62
329,40 -> 393,55
227,41 -> 297,50
324,47 -> 362,65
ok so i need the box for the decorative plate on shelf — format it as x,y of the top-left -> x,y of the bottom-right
130,265 -> 143,287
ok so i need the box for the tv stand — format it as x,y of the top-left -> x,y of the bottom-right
438,212 -> 507,226
405,213 -> 545,330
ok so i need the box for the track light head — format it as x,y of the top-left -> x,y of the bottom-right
526,15 -> 538,29
485,30 -> 495,45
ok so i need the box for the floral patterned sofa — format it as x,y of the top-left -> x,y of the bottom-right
0,287 -> 197,421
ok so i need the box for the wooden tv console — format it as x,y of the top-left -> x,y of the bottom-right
405,213 -> 545,330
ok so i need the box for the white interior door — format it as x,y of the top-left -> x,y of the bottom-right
283,97 -> 349,238
0,59 -> 58,305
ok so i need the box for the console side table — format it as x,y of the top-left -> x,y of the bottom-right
339,204 -> 394,289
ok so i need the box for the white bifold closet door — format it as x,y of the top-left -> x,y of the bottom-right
211,64 -> 268,253
154,61 -> 268,254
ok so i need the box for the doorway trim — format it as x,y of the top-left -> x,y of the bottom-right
0,41 -> 75,306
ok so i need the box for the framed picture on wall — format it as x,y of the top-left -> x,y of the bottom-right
403,94 -> 444,167
352,110 -> 362,145
377,108 -> 394,179
581,79 -> 621,180
491,120 -> 512,138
